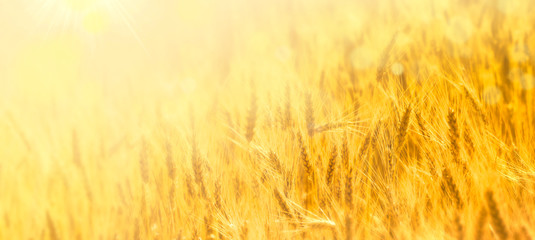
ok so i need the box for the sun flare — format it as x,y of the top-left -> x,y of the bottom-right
27,0 -> 143,40
60,0 -> 101,11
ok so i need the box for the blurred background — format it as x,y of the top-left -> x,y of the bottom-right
1,0 -> 535,238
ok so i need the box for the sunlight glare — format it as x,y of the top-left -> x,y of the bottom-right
83,10 -> 110,33
61,0 -> 100,11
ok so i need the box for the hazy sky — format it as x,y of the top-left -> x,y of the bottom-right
0,0 -> 277,96
2,0 -> 529,103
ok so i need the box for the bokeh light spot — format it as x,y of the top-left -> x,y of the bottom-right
496,0 -> 520,14
391,62 -> 404,76
180,78 -> 197,93
483,86 -> 502,105
510,44 -> 530,63
351,47 -> 376,70
275,46 -> 292,63
446,16 -> 473,44
508,68 -> 523,82
520,74 -> 535,90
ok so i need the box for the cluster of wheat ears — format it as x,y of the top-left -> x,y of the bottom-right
3,0 -> 535,239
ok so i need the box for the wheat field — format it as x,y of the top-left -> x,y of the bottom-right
1,0 -> 534,239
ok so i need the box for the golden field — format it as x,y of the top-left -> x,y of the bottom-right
0,0 -> 534,239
